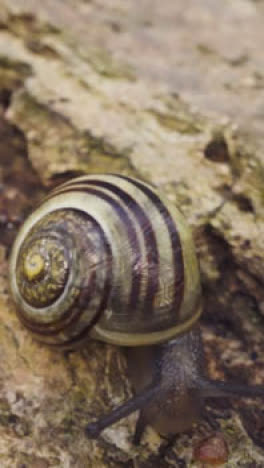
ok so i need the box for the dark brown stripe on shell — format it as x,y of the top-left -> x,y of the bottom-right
59,179 -> 160,317
53,185 -> 143,314
55,225 -> 113,347
42,232 -> 112,348
114,175 -> 184,315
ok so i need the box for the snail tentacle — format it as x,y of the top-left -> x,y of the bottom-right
198,378 -> 264,399
85,382 -> 161,439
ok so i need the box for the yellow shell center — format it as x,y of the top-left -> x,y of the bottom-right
23,253 -> 45,282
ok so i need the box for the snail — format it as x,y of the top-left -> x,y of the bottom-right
9,173 -> 264,444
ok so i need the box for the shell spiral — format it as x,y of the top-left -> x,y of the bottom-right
9,174 -> 201,348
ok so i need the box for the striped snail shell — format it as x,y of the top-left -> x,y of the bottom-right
9,174 -> 201,349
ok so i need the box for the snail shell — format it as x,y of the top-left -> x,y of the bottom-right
9,174 -> 201,348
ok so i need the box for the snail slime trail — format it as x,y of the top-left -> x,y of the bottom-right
9,174 -> 264,444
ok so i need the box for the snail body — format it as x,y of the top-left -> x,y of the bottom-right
9,174 -> 264,443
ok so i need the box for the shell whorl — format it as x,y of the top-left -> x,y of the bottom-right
9,174 -> 201,348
